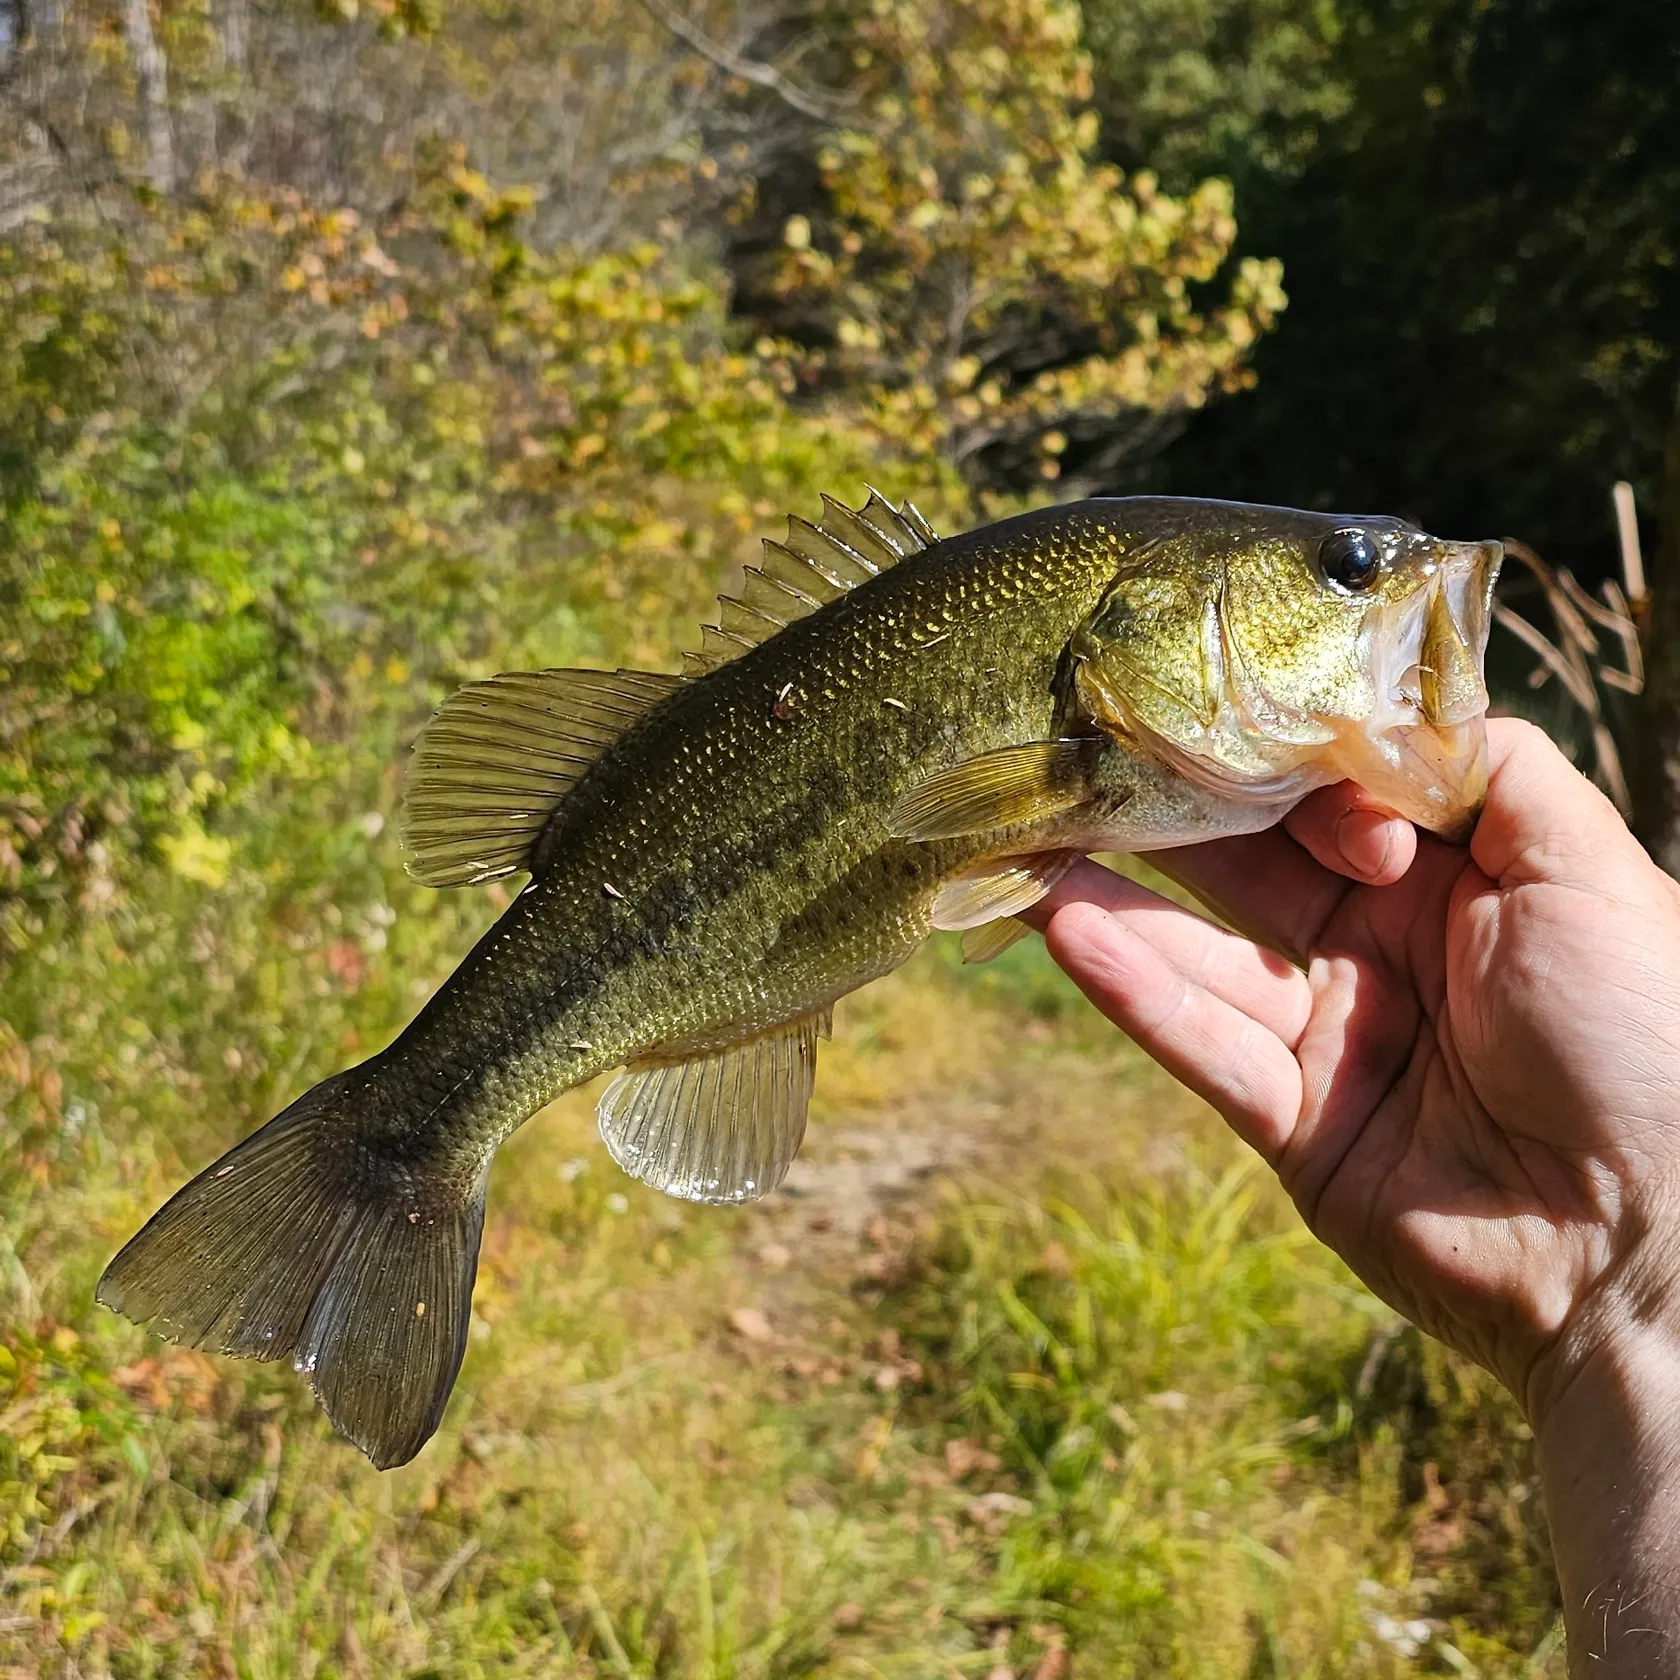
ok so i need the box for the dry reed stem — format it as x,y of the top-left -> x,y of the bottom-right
1494,538 -> 1641,814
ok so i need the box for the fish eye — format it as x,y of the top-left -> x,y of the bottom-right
1320,528 -> 1382,594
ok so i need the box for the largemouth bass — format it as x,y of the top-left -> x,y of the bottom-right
99,493 -> 1501,1467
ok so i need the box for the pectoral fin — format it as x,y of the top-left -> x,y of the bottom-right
597,1012 -> 829,1204
889,741 -> 1097,841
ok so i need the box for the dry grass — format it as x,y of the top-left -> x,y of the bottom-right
1492,531 -> 1644,812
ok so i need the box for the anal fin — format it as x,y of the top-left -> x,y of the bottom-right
597,1012 -> 826,1204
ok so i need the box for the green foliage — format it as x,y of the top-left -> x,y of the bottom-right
1082,0 -> 1350,185
1351,1326 -> 1559,1662
889,1170 -> 1563,1675
1131,0 -> 1680,581
0,1325 -> 144,1565
0,160 -> 911,950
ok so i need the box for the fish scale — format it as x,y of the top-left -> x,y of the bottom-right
97,490 -> 1500,1467
430,509 -> 1122,1113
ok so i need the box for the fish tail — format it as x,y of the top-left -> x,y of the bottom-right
96,1071 -> 486,1470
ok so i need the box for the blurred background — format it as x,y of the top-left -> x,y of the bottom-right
0,0 -> 1674,1673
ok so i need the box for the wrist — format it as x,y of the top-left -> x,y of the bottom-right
1530,1310 -> 1680,1676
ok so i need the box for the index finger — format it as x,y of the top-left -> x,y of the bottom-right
1026,857 -> 1314,1047
1142,823 -> 1354,968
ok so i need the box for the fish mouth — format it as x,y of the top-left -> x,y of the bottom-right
1336,539 -> 1503,841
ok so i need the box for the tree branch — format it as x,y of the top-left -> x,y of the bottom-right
636,0 -> 848,124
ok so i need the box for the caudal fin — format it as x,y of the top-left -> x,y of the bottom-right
97,1076 -> 486,1469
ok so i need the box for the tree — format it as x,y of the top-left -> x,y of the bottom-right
739,0 -> 1285,495
1111,0 -> 1680,583
1081,0 -> 1348,188
1084,0 -> 1680,857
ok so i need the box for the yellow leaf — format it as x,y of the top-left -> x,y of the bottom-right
159,826 -> 233,890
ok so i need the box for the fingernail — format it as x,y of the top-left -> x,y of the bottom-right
1336,807 -> 1394,879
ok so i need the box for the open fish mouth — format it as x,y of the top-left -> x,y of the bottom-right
1338,538 -> 1503,840
1072,534 -> 1504,844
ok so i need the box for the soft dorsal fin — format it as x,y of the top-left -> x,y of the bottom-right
401,667 -> 686,887
682,488 -> 939,676
596,1009 -> 831,1203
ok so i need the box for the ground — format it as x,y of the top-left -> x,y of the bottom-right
0,906 -> 1563,1678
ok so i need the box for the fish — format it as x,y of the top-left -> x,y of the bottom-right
97,491 -> 1502,1468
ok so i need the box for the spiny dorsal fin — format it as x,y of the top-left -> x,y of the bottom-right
402,667 -> 686,887
683,488 -> 939,676
596,1010 -> 830,1203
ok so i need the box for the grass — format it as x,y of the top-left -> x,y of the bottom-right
0,907 -> 1563,1678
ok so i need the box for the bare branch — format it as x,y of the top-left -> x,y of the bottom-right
1600,577 -> 1646,690
1594,718 -> 1632,812
1495,538 -> 1642,815
636,0 -> 848,124
1494,604 -> 1597,712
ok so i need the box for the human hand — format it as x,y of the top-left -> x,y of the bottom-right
1021,712 -> 1680,1666
1027,716 -> 1680,1670
1025,717 -> 1680,1435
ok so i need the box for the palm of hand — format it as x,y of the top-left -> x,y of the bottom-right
1031,721 -> 1680,1422
1289,845 -> 1634,1410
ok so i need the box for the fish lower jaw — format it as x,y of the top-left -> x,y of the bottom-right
1325,716 -> 1489,840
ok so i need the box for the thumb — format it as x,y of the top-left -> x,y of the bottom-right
1471,718 -> 1646,891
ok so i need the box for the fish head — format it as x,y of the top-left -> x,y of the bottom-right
1070,503 -> 1503,840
